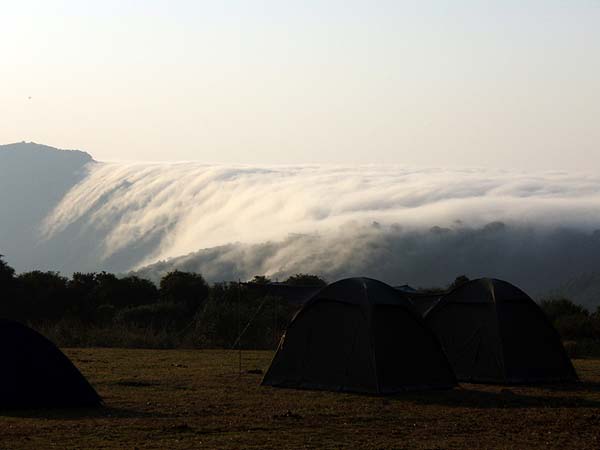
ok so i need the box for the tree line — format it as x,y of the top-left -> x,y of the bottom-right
0,255 -> 324,349
1,255 -> 599,354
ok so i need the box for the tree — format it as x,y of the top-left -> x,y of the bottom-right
87,272 -> 158,309
90,272 -> 121,307
0,255 -> 17,317
448,275 -> 470,291
116,302 -> 188,329
539,298 -> 594,341
119,276 -> 159,308
0,255 -> 15,286
159,270 -> 209,313
67,272 -> 100,320
284,274 -> 327,287
250,275 -> 271,285
195,282 -> 291,349
540,298 -> 588,323
16,271 -> 70,320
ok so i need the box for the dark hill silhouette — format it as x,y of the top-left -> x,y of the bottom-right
0,142 -> 94,271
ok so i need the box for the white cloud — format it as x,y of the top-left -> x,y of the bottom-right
42,163 -> 600,268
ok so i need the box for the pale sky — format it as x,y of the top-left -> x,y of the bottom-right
1,1 -> 599,169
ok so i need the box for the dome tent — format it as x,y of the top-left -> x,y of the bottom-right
0,319 -> 101,408
262,278 -> 457,394
424,278 -> 577,384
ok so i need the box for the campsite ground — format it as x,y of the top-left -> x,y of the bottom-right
0,350 -> 599,449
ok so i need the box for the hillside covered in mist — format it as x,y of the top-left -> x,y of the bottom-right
2,143 -> 600,308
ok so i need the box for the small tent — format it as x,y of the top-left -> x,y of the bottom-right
0,319 -> 101,408
262,277 -> 457,394
424,278 -> 577,384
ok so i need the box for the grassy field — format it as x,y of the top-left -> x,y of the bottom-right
0,349 -> 599,449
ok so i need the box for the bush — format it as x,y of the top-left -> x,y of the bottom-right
284,274 -> 327,287
15,271 -> 70,320
537,297 -> 600,358
159,270 -> 209,313
448,275 -> 470,291
80,272 -> 159,310
0,254 -> 15,285
35,319 -> 191,349
554,314 -> 596,340
95,304 -> 117,325
540,298 -> 589,323
194,282 -> 293,349
115,302 -> 189,328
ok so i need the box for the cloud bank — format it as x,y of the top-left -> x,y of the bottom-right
42,163 -> 600,269
133,222 -> 600,302
31,161 -> 600,303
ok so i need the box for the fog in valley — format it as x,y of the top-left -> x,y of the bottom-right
2,143 -> 600,306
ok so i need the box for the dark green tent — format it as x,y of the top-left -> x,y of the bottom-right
408,292 -> 445,316
0,319 -> 101,408
262,277 -> 457,394
424,278 -> 577,384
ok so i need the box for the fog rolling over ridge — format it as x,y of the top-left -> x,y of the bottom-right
2,143 -> 600,306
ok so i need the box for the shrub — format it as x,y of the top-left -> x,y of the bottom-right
115,302 -> 189,328
159,270 -> 209,313
194,282 -> 293,349
15,271 -> 70,320
540,298 -> 589,323
284,274 -> 327,287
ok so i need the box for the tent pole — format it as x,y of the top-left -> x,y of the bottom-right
238,279 -> 242,377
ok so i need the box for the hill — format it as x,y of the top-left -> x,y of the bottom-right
0,142 -> 94,271
2,142 -> 600,312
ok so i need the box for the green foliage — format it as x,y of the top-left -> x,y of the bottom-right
0,262 -> 302,349
116,302 -> 188,328
15,270 -> 70,320
195,282 -> 293,349
67,272 -> 160,315
540,297 -> 589,323
553,314 -> 598,340
4,250 -> 600,353
95,304 -> 117,325
99,274 -> 159,309
159,270 -> 209,313
0,255 -> 17,316
284,273 -> 327,287
250,275 -> 271,285
539,297 -> 600,352
67,272 -> 101,320
0,254 -> 15,285
448,275 -> 470,291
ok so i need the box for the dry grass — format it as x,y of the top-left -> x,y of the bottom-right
1,349 -> 599,449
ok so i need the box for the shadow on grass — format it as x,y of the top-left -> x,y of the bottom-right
0,405 -> 168,420
395,382 -> 600,409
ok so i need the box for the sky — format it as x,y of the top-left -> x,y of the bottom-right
1,1 -> 599,169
